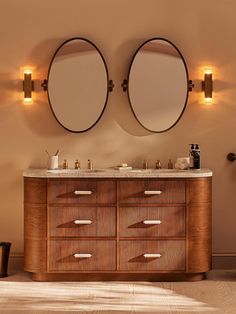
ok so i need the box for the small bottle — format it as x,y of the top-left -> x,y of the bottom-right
189,144 -> 195,169
62,159 -> 68,169
168,159 -> 173,169
194,144 -> 201,169
74,160 -> 80,169
156,160 -> 162,169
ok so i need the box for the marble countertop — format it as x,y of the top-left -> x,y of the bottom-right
23,168 -> 213,178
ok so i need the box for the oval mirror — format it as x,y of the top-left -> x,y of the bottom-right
127,38 -> 189,132
47,38 -> 109,132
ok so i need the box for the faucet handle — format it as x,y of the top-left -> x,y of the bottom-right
75,160 -> 80,169
88,159 -> 93,170
156,160 -> 162,169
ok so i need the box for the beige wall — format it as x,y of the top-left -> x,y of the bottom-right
0,0 -> 235,256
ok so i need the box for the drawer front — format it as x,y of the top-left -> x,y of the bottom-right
119,206 -> 185,237
119,180 -> 185,204
49,206 -> 116,237
48,180 -> 116,204
119,240 -> 185,271
49,240 -> 116,271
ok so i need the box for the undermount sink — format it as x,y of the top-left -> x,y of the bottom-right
127,169 -> 187,173
46,169 -> 104,174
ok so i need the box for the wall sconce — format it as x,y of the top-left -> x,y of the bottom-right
202,70 -> 213,103
23,69 -> 34,104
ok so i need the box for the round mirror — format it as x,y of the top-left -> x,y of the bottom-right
47,38 -> 109,132
127,38 -> 189,132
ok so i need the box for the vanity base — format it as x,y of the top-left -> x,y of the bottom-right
31,272 -> 205,282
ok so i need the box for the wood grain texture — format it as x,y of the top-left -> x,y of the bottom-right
186,178 -> 212,204
49,206 -> 116,237
32,272 -> 204,282
24,178 -> 47,204
119,180 -> 185,204
24,239 -> 46,272
24,204 -> 47,239
187,203 -> 212,273
48,179 -> 116,204
119,206 -> 185,237
119,240 -> 185,271
24,177 -> 212,281
186,178 -> 212,273
49,240 -> 116,271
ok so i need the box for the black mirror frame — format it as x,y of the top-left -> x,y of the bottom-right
124,37 -> 190,133
45,37 -> 112,133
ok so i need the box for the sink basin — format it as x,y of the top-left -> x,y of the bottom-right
127,169 -> 187,173
46,169 -> 104,174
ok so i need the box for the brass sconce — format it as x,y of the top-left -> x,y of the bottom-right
202,70 -> 213,103
23,69 -> 34,104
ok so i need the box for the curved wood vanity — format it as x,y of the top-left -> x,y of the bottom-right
23,169 -> 212,281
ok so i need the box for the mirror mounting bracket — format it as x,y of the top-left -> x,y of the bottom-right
41,79 -> 48,91
108,80 -> 114,92
121,79 -> 128,92
188,80 -> 195,92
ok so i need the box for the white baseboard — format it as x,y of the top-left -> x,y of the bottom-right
7,253 -> 236,273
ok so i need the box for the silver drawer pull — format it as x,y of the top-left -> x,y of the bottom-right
74,220 -> 92,225
74,190 -> 92,195
144,190 -> 162,195
143,220 -> 162,225
73,253 -> 92,258
143,253 -> 162,258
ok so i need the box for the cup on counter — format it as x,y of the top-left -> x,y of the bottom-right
48,155 -> 59,170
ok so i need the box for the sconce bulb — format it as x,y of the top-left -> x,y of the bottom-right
204,69 -> 212,75
23,97 -> 33,105
24,69 -> 32,75
205,97 -> 213,104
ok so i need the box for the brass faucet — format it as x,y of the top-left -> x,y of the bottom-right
74,160 -> 80,169
88,159 -> 93,170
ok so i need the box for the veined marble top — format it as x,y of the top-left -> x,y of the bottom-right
23,168 -> 213,178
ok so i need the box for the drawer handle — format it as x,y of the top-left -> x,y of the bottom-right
143,253 -> 162,258
73,253 -> 92,258
144,190 -> 162,195
143,220 -> 162,225
74,220 -> 92,225
74,190 -> 93,195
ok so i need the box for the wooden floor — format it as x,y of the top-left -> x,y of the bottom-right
0,270 -> 235,314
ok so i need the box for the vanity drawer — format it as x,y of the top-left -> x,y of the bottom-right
49,240 -> 116,271
49,206 -> 116,237
119,240 -> 185,271
119,180 -> 185,204
119,206 -> 185,238
48,179 -> 116,204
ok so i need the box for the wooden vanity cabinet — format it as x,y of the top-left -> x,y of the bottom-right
24,177 -> 212,281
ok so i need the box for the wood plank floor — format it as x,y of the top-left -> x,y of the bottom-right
0,270 -> 235,313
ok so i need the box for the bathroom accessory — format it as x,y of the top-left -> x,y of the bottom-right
122,38 -> 193,132
23,69 -> 34,104
42,37 -> 113,132
0,242 -> 11,278
45,150 -> 59,170
175,157 -> 190,170
202,70 -> 213,103
48,155 -> 59,170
